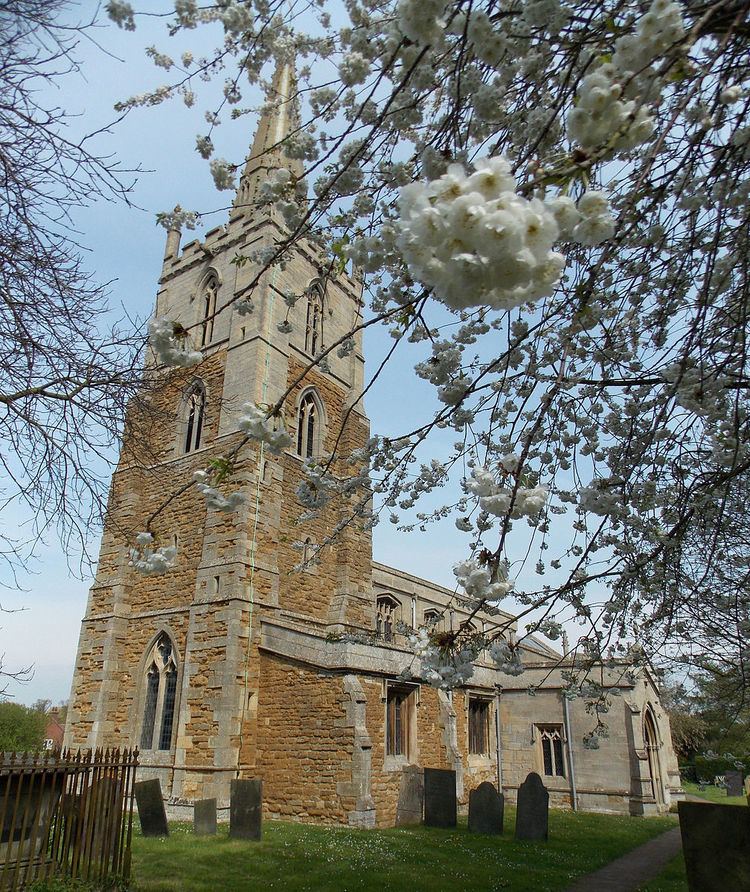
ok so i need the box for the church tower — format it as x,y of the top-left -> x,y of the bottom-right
65,62 -> 374,805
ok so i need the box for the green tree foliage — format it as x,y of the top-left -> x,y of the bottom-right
0,701 -> 47,752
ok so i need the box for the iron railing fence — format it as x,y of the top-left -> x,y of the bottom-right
0,747 -> 138,891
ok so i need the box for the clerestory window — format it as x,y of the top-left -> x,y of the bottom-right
140,633 -> 179,751
376,595 -> 400,642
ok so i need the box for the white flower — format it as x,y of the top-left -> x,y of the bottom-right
238,404 -> 292,454
129,533 -> 177,575
209,158 -> 235,191
148,317 -> 202,368
397,157 -> 565,310
719,85 -> 742,105
106,0 -> 135,30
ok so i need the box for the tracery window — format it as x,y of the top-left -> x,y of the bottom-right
305,281 -> 324,355
537,725 -> 566,778
183,383 -> 206,453
376,595 -> 400,642
296,391 -> 319,459
140,633 -> 179,751
423,609 -> 442,630
200,275 -> 218,347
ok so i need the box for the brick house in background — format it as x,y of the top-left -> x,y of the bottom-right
65,63 -> 682,825
43,709 -> 65,751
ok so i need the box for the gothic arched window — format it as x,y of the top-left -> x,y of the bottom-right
305,281 -> 324,355
376,595 -> 400,642
200,276 -> 218,347
183,382 -> 206,453
140,633 -> 179,751
297,391 -> 320,459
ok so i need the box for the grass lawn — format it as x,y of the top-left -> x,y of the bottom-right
130,808 -> 677,892
682,780 -> 747,806
641,853 -> 687,892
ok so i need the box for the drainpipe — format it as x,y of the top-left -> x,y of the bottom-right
562,694 -> 579,811
495,689 -> 503,793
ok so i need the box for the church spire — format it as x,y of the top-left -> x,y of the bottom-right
232,60 -> 304,215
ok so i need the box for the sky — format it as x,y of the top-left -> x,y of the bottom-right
2,4 -> 485,705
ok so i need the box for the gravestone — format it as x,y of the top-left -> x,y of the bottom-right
726,770 -> 744,797
468,782 -> 504,835
744,776 -> 750,797
395,766 -> 423,826
678,800 -> 750,891
514,772 -> 549,841
229,779 -> 262,840
134,779 -> 168,837
194,798 -> 217,836
423,768 -> 457,828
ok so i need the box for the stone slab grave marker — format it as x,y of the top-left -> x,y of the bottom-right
134,778 -> 169,838
514,772 -> 549,842
725,770 -> 744,798
395,766 -> 424,826
229,779 -> 262,840
468,781 -> 504,835
423,768 -> 457,829
194,798 -> 217,836
678,800 -> 750,891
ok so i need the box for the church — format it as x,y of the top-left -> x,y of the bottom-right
65,64 -> 682,826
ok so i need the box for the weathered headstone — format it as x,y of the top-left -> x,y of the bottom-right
229,779 -> 262,840
744,775 -> 750,797
395,766 -> 423,826
468,781 -> 504,835
423,768 -> 456,828
679,800 -> 750,891
134,779 -> 168,837
514,772 -> 549,841
726,770 -> 744,797
194,798 -> 217,836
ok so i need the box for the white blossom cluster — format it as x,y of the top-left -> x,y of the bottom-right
397,157 -> 565,310
237,404 -> 292,453
129,532 -> 177,575
488,640 -> 524,676
465,465 -> 548,520
453,558 -> 513,603
406,628 -> 478,689
192,471 -> 245,513
155,205 -> 198,232
210,158 -> 235,191
148,317 -> 202,368
296,459 -> 335,511
567,0 -> 684,152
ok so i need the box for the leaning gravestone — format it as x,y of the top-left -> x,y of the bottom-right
514,772 -> 549,841
423,768 -> 457,828
726,770 -> 744,798
395,766 -> 424,826
134,778 -> 169,837
194,798 -> 217,836
229,779 -> 262,840
678,800 -> 750,891
468,781 -> 504,835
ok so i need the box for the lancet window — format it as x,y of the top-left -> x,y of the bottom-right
296,391 -> 320,459
140,633 -> 179,751
200,275 -> 218,347
183,382 -> 206,453
305,281 -> 324,355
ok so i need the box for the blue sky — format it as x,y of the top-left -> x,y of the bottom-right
2,7 -> 480,704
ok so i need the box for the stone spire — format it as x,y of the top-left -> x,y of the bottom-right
232,60 -> 304,215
